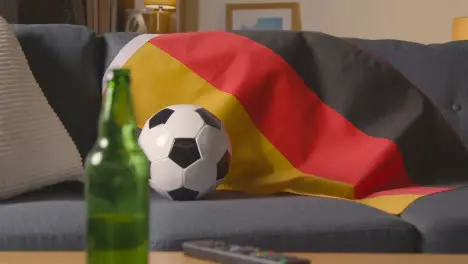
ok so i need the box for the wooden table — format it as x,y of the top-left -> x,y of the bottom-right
1,252 -> 468,264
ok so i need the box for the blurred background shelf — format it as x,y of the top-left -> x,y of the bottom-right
0,0 -> 84,25
0,0 -> 198,34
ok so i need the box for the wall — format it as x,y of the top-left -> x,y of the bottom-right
199,0 -> 468,44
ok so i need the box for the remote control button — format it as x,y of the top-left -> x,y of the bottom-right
230,245 -> 256,255
229,245 -> 242,251
213,241 -> 226,247
214,242 -> 231,251
236,248 -> 257,255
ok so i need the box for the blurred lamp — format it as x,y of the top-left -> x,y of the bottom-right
145,0 -> 177,10
125,0 -> 176,34
453,17 -> 468,40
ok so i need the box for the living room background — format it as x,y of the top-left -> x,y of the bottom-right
199,0 -> 468,44
1,0 -> 466,44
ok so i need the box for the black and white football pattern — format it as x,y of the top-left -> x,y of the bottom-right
138,104 -> 231,201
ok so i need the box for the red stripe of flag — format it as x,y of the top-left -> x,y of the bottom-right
149,31 -> 413,198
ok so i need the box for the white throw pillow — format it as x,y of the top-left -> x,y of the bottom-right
0,16 -> 83,199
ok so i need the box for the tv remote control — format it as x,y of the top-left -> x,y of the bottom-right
182,240 -> 310,264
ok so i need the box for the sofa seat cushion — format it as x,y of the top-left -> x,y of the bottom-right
151,193 -> 420,252
401,187 -> 468,253
0,182 -> 419,252
0,182 -> 85,250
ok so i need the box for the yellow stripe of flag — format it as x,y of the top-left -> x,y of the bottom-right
124,42 -> 355,198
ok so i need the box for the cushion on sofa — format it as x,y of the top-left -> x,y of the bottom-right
0,182 -> 419,252
12,24 -> 103,160
401,187 -> 468,253
0,16 -> 83,199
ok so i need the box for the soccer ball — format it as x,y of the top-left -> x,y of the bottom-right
138,104 -> 231,201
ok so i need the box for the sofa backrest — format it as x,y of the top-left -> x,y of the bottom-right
349,38 -> 468,148
12,24 -> 468,156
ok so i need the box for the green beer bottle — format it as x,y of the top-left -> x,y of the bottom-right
85,69 -> 149,264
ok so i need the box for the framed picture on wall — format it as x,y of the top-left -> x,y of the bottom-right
226,2 -> 301,31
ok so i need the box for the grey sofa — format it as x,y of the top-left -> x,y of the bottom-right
1,23 -> 468,253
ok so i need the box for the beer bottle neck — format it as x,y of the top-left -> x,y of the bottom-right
98,76 -> 138,148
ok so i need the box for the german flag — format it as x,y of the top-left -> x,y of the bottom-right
104,31 -> 468,214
